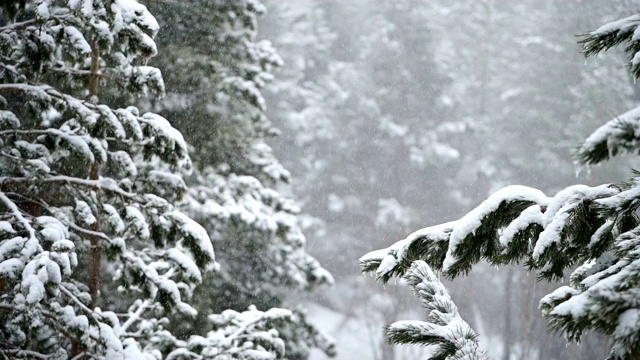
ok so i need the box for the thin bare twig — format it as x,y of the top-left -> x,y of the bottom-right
68,222 -> 112,243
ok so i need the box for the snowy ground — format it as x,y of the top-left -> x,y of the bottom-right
305,302 -> 435,360
305,301 -> 378,360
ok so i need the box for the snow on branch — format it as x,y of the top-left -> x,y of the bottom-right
0,176 -> 137,199
538,224 -> 640,358
385,261 -> 487,360
360,221 -> 454,283
0,192 -> 37,240
361,183 -> 621,283
361,185 -> 551,281
580,13 -> 640,78
0,19 -> 38,33
361,179 -> 640,356
576,106 -> 640,166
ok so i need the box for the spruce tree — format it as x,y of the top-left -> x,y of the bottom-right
361,11 -> 640,360
0,1 -> 307,358
134,1 -> 337,358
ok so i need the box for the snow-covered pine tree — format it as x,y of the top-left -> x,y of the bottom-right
140,1 -> 336,358
361,11 -> 640,360
0,1 -> 298,358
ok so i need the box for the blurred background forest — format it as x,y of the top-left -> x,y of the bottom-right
258,1 -> 640,359
147,0 -> 640,359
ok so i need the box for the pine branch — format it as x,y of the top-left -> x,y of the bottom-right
0,348 -> 48,360
68,222 -> 112,243
0,192 -> 37,240
118,300 -> 150,336
359,220 -> 453,283
48,67 -> 112,79
60,284 -> 96,317
0,19 -> 37,33
361,186 -> 551,282
0,176 -> 137,199
575,109 -> 640,166
579,14 -> 640,78
539,225 -> 640,358
385,261 -> 486,360
362,184 -> 620,285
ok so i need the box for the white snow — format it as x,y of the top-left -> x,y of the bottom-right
360,220 -> 457,279
103,204 -> 125,234
64,26 -> 91,54
0,237 -> 26,262
589,219 -> 614,248
125,206 -> 150,239
0,221 -> 14,233
165,211 -> 214,264
550,292 -> 589,318
22,272 -> 46,304
141,113 -> 191,170
499,205 -> 544,247
36,1 -> 50,20
37,216 -> 69,243
614,309 -> 640,340
166,248 -> 201,282
580,106 -> 640,163
596,181 -> 640,210
592,14 -> 640,36
534,184 -> 617,259
114,0 -> 160,36
0,258 -> 24,280
444,185 -> 549,271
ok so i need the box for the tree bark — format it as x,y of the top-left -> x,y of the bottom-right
88,40 -> 100,100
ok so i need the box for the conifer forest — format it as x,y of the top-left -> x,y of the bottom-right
3,0 -> 640,359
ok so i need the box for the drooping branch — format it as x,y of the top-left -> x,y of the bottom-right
0,176 -> 137,199
0,192 -> 36,240
385,261 -> 487,360
575,107 -> 640,166
0,19 -> 38,33
579,14 -> 640,78
361,184 -> 620,283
